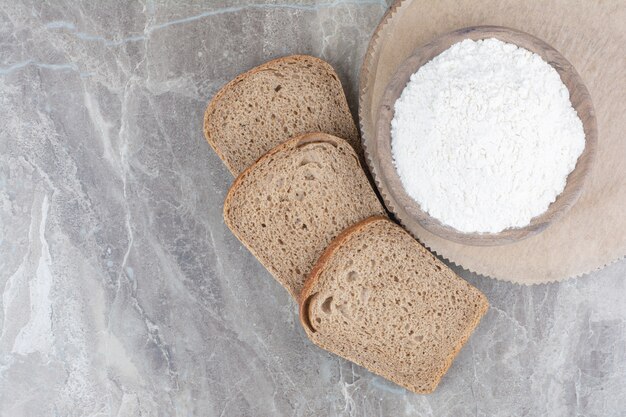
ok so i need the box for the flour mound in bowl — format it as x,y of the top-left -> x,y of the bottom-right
391,38 -> 585,234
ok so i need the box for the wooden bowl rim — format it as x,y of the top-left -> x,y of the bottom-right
374,25 -> 598,246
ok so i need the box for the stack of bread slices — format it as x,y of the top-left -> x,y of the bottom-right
204,55 -> 488,394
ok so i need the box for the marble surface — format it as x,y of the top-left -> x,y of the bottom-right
1,1 -> 625,416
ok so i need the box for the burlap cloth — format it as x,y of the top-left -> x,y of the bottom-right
359,0 -> 626,284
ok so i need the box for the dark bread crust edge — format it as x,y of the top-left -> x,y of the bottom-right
223,132 -> 363,299
299,215 -> 389,334
204,54 -> 355,176
434,289 -> 488,394
299,215 -> 389,308
299,216 -> 489,394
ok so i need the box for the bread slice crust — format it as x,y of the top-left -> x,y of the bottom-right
224,133 -> 385,298
299,216 -> 489,394
204,55 -> 359,175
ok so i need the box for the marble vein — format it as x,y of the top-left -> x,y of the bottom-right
0,60 -> 90,77
39,0 -> 386,48
0,1 -> 624,416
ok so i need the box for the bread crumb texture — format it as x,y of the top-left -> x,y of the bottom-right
224,134 -> 384,298
205,55 -> 360,175
301,217 -> 488,394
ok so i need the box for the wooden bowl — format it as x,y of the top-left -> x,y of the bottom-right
374,26 -> 597,246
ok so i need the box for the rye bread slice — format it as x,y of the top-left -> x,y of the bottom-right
299,216 -> 489,394
205,55 -> 360,176
223,133 -> 385,298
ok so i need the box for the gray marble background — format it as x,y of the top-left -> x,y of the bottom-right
0,1 -> 625,416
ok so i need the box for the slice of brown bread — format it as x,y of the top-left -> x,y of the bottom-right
223,133 -> 385,298
204,55 -> 360,176
299,216 -> 489,394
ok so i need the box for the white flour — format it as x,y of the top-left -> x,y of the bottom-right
391,38 -> 585,233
